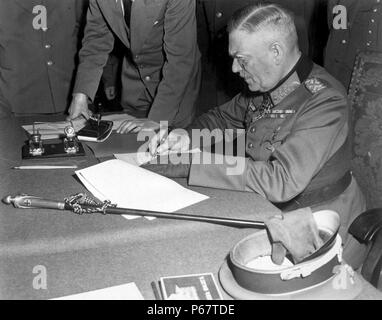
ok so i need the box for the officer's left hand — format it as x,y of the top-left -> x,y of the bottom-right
116,119 -> 160,133
264,208 -> 324,265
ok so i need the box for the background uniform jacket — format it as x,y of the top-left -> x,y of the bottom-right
74,0 -> 201,128
325,0 -> 382,90
187,59 -> 366,261
0,0 -> 87,114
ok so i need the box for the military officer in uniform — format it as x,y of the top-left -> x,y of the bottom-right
196,0 -> 316,109
0,0 -> 88,114
147,3 -> 367,269
325,0 -> 382,90
67,0 -> 201,132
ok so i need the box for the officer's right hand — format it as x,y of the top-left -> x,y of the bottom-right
66,93 -> 92,121
148,128 -> 191,157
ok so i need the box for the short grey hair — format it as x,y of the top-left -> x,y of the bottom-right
227,3 -> 298,50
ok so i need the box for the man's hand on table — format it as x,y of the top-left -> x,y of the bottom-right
66,93 -> 92,121
116,118 -> 160,133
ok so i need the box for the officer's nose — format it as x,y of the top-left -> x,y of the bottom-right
232,58 -> 241,74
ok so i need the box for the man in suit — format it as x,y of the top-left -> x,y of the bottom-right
147,3 -> 367,269
68,0 -> 201,132
0,0 -> 88,114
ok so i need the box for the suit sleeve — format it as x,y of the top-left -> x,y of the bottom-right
73,0 -> 115,100
189,88 -> 349,202
101,53 -> 120,89
147,0 -> 200,123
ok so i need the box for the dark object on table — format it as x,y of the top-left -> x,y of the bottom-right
22,139 -> 85,160
77,116 -> 113,142
22,125 -> 85,159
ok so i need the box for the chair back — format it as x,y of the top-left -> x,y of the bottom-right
348,51 -> 382,209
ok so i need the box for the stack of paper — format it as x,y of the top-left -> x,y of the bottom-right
75,159 -> 209,220
52,282 -> 144,300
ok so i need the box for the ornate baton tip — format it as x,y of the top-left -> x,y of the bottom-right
2,195 -> 12,205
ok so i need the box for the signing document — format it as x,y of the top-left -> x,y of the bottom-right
75,159 -> 209,220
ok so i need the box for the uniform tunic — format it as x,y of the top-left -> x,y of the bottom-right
0,0 -> 87,114
74,0 -> 201,128
325,0 -> 382,90
187,56 -> 366,266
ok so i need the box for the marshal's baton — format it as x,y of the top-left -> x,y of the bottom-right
2,193 -> 266,229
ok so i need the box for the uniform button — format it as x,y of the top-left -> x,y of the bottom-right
216,12 -> 223,18
248,143 -> 254,149
144,76 -> 151,81
371,19 -> 375,23
250,127 -> 256,133
366,42 -> 371,46
44,44 -> 51,49
342,39 -> 347,44
135,55 -> 139,60
373,8 -> 378,12
368,30 -> 372,34
47,61 -> 53,66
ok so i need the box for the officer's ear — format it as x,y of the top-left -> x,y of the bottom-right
269,42 -> 283,66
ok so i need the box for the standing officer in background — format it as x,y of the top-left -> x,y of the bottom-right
0,0 -> 88,115
148,3 -> 367,269
68,0 -> 201,133
325,0 -> 382,91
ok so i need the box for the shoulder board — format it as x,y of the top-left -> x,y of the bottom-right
304,78 -> 327,94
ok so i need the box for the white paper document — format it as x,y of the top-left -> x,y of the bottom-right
75,159 -> 209,220
52,282 -> 144,300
